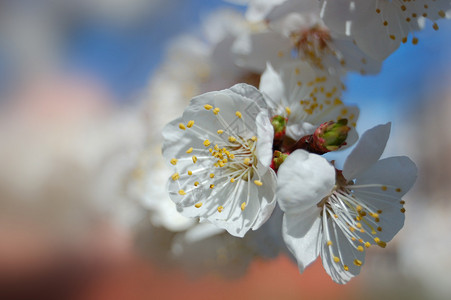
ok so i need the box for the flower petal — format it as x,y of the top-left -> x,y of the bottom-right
277,150 -> 335,214
282,208 -> 322,272
343,123 -> 391,180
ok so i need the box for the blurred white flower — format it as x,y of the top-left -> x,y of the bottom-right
320,0 -> 451,60
232,0 -> 382,74
276,123 -> 417,284
162,84 -> 277,237
260,61 -> 359,143
0,75 -> 145,236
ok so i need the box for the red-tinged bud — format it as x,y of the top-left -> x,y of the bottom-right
313,119 -> 350,152
271,115 -> 287,146
291,119 -> 350,155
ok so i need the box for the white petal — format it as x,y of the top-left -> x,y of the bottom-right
353,156 -> 417,242
256,111 -> 274,170
245,0 -> 288,22
320,216 -> 365,284
343,123 -> 391,180
252,170 -> 278,230
282,208 -> 322,272
277,150 -> 335,214
260,62 -> 285,112
232,31 -> 292,72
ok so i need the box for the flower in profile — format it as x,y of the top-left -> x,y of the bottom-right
162,84 -> 277,237
320,0 -> 451,60
259,61 -> 359,148
276,123 -> 417,283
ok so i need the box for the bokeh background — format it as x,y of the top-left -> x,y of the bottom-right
1,1 -> 450,299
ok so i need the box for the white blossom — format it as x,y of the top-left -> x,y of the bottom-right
162,84 -> 277,237
277,123 -> 417,283
260,61 -> 359,144
320,0 -> 451,60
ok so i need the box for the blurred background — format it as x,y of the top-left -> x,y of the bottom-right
0,0 -> 450,299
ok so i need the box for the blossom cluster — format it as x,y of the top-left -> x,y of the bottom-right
142,0 -> 450,283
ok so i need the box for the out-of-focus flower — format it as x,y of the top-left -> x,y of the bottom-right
232,0 -> 382,74
162,84 -> 277,237
259,61 -> 359,145
170,206 -> 287,276
320,0 -> 451,60
0,75 -> 145,235
276,123 -> 417,283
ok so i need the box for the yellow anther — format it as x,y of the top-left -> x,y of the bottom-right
377,209 -> 382,214
210,173 -> 215,178
195,202 -> 203,208
334,98 -> 343,105
230,178 -> 235,183
254,180 -> 263,186
356,205 -> 362,212
433,23 -> 439,31
194,181 -> 199,186
400,208 -> 406,213
251,136 -> 257,142
396,188 -> 402,193
208,148 -> 213,153
188,170 -> 193,176
222,158 -> 228,163
204,104 -> 213,110
204,139 -> 211,147
214,144 -> 219,151
438,10 -> 446,18
357,246 -> 364,252
400,200 -> 405,205
344,265 -> 349,271
381,185 -> 387,191
235,111 -> 242,118
228,136 -> 236,143
171,173 -> 180,181
241,202 -> 246,211
356,222 -> 362,229
285,107 -> 291,115
178,190 -> 186,195
210,184 -> 214,189
412,37 -> 419,45
217,206 -> 224,213
179,123 -> 186,130
187,120 -> 194,128
377,227 -> 382,231
327,241 -> 333,246
213,107 -> 220,115
219,161 -> 225,167
377,241 -> 387,248
351,237 -> 356,241
192,156 -> 198,163
354,259 -> 362,266
365,242 -> 371,248
356,216 -> 362,221
334,214 -> 338,219
349,227 -> 355,232
170,158 -> 178,165
359,238 -> 364,243
372,213 -> 379,219
217,130 -> 224,135
186,147 -> 193,153
333,256 -> 340,263
229,154 -> 235,160
374,237 -> 380,243
243,158 -> 251,165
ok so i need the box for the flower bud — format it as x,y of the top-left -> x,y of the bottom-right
313,119 -> 350,152
270,150 -> 289,172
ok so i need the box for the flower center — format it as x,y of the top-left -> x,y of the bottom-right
291,26 -> 333,70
